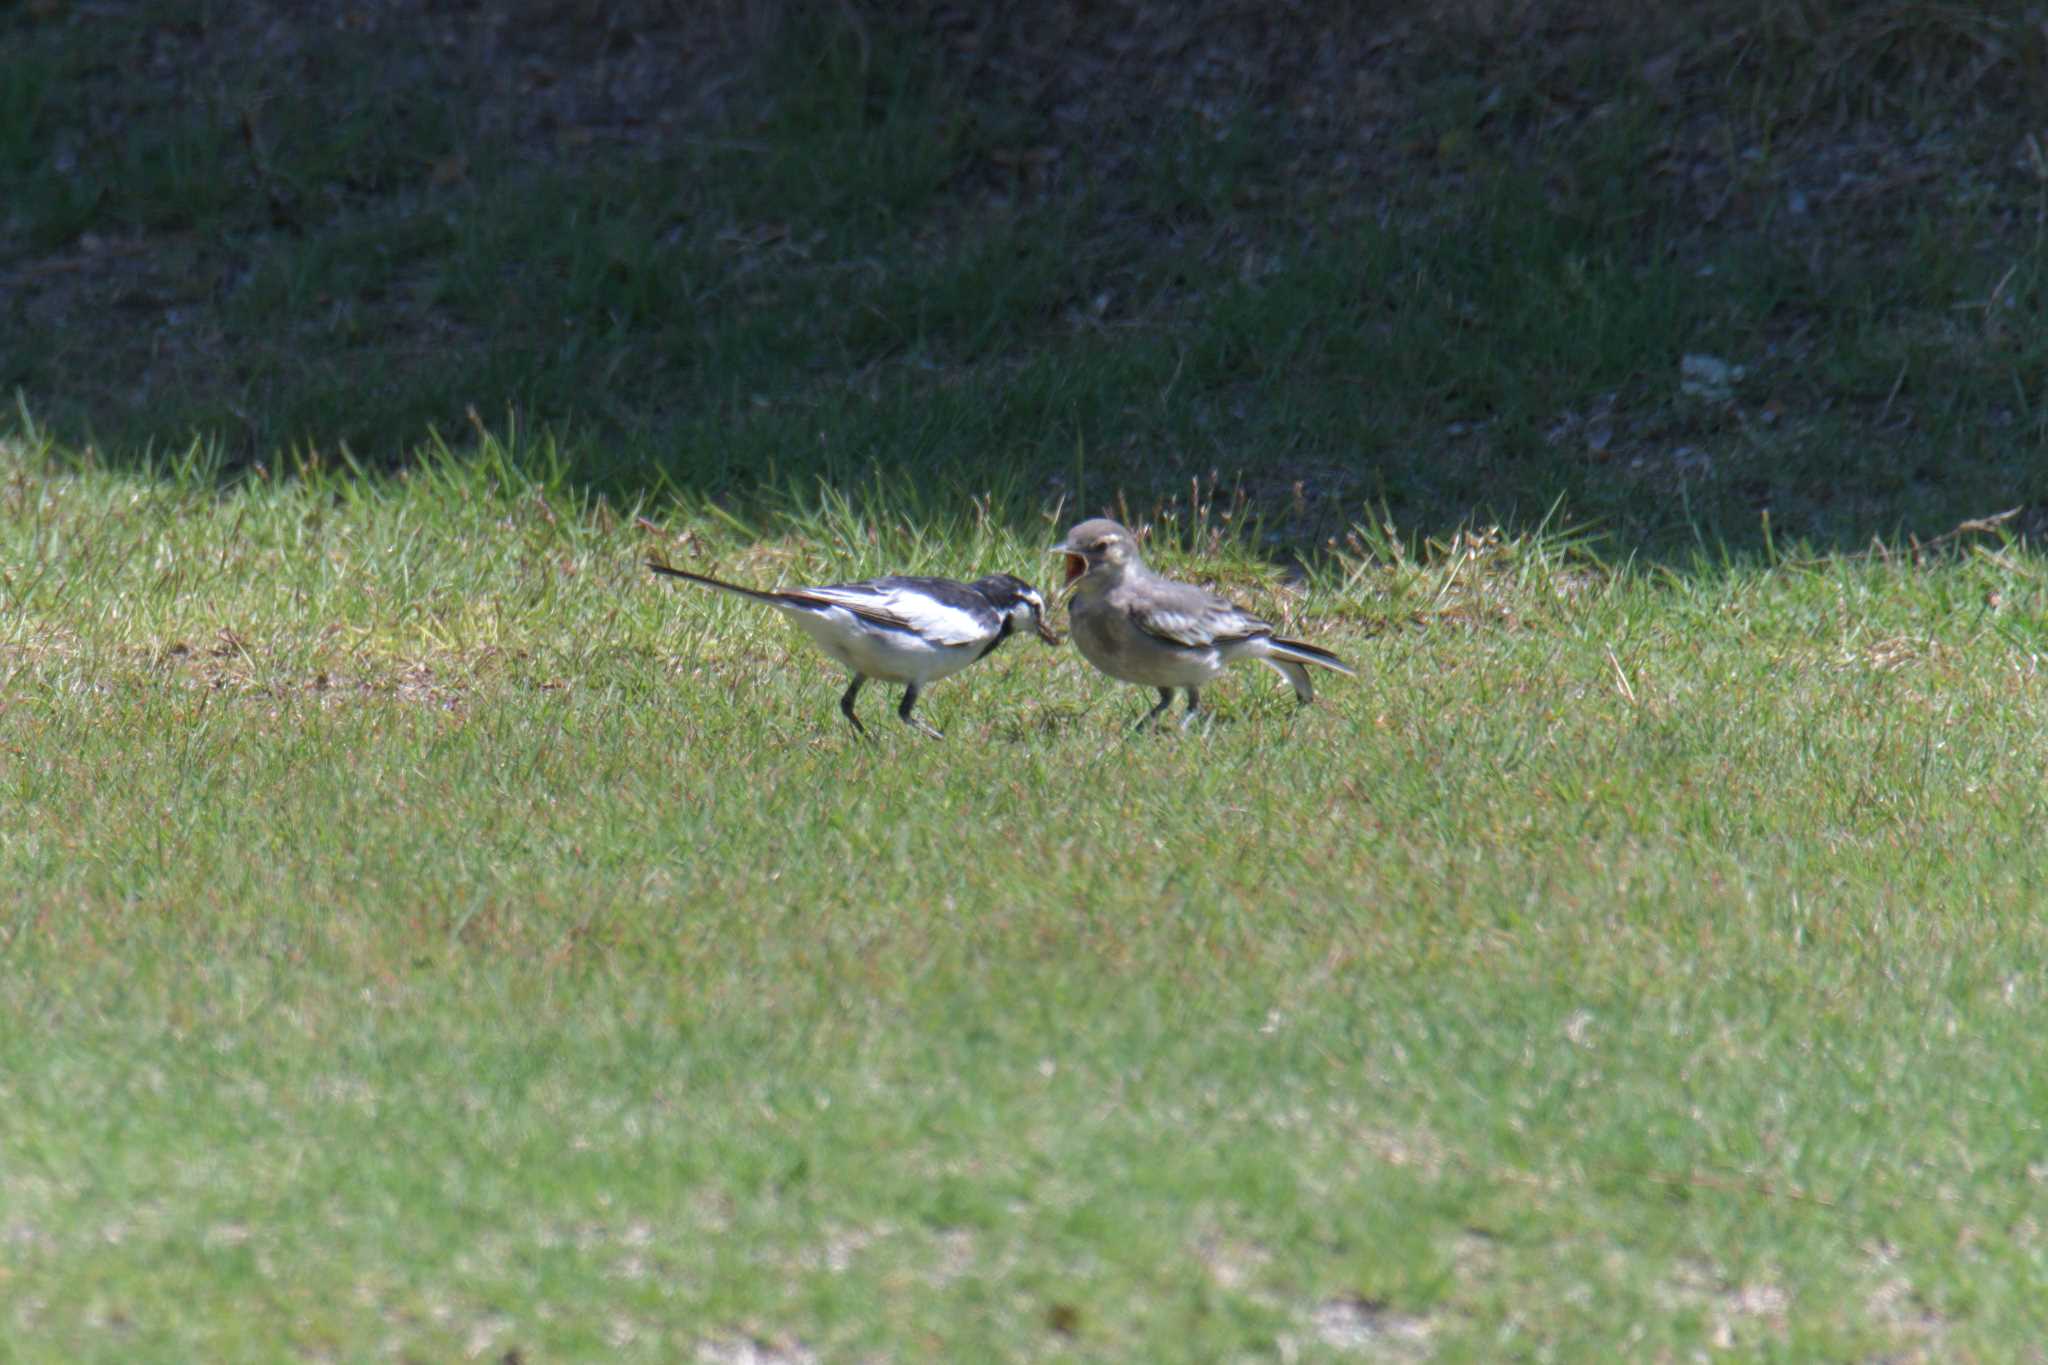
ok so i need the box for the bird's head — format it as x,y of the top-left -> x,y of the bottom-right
974,574 -> 1062,645
1050,518 -> 1139,593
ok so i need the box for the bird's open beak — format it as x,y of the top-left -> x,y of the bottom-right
1035,615 -> 1063,645
1048,543 -> 1088,587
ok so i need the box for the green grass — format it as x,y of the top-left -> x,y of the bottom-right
6,422 -> 2048,1359
8,3 -> 2048,1357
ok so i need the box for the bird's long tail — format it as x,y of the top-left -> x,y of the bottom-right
1257,636 -> 1355,703
645,561 -> 788,608
1267,636 -> 1355,676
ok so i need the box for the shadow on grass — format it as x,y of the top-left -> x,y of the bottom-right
3,1 -> 2045,562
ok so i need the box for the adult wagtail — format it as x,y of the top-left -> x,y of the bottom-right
1051,517 -> 1354,729
646,561 -> 1060,739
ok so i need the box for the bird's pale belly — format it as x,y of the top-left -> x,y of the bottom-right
788,609 -> 970,684
1069,603 -> 1223,688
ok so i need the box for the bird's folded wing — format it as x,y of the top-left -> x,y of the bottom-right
1128,595 -> 1272,648
790,583 -> 994,646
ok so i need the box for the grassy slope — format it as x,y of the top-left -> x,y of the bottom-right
6,429 -> 2048,1359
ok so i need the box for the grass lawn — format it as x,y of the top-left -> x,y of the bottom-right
5,426 -> 2048,1360
7,1 -> 2048,1359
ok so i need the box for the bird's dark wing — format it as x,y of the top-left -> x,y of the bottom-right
791,576 -> 998,646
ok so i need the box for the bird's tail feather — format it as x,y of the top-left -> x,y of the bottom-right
1259,657 -> 1317,703
645,561 -> 788,608
1266,636 -> 1355,677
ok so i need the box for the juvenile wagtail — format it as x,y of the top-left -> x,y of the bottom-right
646,561 -> 1060,739
1051,517 -> 1354,729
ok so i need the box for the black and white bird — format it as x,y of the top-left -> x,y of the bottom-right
646,561 -> 1060,740
1051,517 -> 1354,729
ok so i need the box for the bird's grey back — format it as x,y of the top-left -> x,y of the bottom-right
1111,568 -> 1273,648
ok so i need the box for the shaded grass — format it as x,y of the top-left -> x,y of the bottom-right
7,425 -> 2048,1358
3,2 -> 2046,558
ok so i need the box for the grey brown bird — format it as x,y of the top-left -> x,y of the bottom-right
648,562 -> 1059,739
1051,518 -> 1353,729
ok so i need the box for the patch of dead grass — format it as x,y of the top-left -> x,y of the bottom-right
694,1333 -> 817,1365
1286,1295 -> 1437,1361
1655,1257 -> 1793,1351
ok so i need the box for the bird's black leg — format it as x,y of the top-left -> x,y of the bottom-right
1136,687 -> 1175,731
898,683 -> 945,740
1178,687 -> 1203,730
839,676 -> 871,740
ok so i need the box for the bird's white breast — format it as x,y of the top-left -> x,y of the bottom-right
784,607 -> 979,684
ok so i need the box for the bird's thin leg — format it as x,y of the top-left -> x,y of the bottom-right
839,676 -> 872,740
1178,687 -> 1203,730
1135,687 -> 1174,731
898,683 -> 945,740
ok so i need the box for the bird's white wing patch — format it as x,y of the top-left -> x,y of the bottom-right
800,583 -> 991,646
